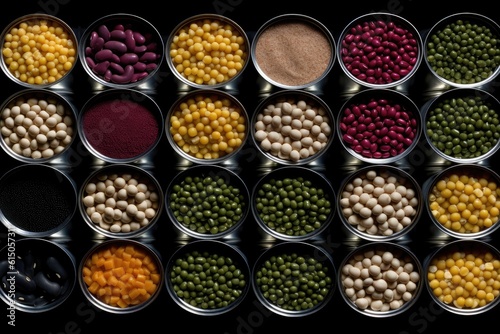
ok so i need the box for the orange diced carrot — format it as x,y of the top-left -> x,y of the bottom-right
117,299 -> 128,308
114,257 -> 123,268
83,276 -> 93,286
147,262 -> 157,273
133,280 -> 145,289
102,248 -> 112,259
110,296 -> 120,305
150,273 -> 161,284
108,275 -> 118,286
144,280 -> 157,293
104,258 -> 115,270
103,270 -> 113,279
129,288 -> 140,300
82,267 -> 92,277
96,274 -> 107,287
112,266 -> 125,277
120,272 -> 132,282
88,282 -> 100,294
125,245 -> 135,255
122,252 -> 132,261
95,257 -> 106,268
134,249 -> 146,259
91,253 -> 99,265
115,246 -> 125,258
112,287 -> 121,296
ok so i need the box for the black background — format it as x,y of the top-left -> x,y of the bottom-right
1,0 -> 500,333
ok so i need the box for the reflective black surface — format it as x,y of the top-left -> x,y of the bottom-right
1,0 -> 499,333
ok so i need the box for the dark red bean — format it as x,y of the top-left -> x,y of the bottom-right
341,19 -> 419,85
92,60 -> 110,75
97,24 -> 111,41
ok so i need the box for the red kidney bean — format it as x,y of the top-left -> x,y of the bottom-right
92,60 -> 110,75
95,49 -> 120,63
110,64 -> 134,83
104,40 -> 127,54
110,29 -> 126,40
341,18 -> 420,86
85,22 -> 162,85
340,97 -> 418,160
120,53 -> 139,65
97,24 -> 111,41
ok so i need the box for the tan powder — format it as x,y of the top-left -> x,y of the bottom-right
254,21 -> 332,87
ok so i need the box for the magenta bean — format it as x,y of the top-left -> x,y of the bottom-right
343,134 -> 355,144
104,69 -> 112,81
110,29 -> 127,40
104,40 -> 127,54
85,56 -> 96,68
134,45 -> 148,53
109,62 -> 125,74
146,63 -> 157,72
131,71 -> 149,82
90,35 -> 105,52
95,49 -> 120,63
91,60 -> 110,75
110,65 -> 134,84
97,24 -> 110,41
139,52 -> 158,62
85,46 -> 94,57
133,31 -> 146,45
124,29 -> 136,51
403,138 -> 413,146
120,53 -> 139,65
133,62 -> 147,72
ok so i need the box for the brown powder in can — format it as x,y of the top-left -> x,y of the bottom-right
254,20 -> 332,87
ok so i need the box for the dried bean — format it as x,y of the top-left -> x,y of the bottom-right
85,21 -> 162,85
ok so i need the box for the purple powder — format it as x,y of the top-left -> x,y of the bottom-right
82,98 -> 159,159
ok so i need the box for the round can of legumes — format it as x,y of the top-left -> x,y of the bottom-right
423,239 -> 500,315
0,88 -> 78,163
0,13 -> 79,90
423,164 -> 500,240
78,164 -> 164,239
165,13 -> 250,90
251,166 -> 336,242
423,12 -> 500,90
337,164 -> 423,242
337,88 -> 422,164
79,13 -> 164,90
337,12 -> 423,90
0,163 -> 77,237
165,164 -> 249,240
421,87 -> 500,164
165,239 -> 250,315
165,89 -> 249,165
338,241 -> 423,317
78,239 -> 163,314
252,241 -> 336,317
251,89 -> 335,165
251,14 -> 336,91
78,88 -> 164,164
0,238 -> 76,313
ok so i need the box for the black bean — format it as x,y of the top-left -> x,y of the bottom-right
34,272 -> 62,297
46,256 -> 68,281
14,271 -> 37,293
